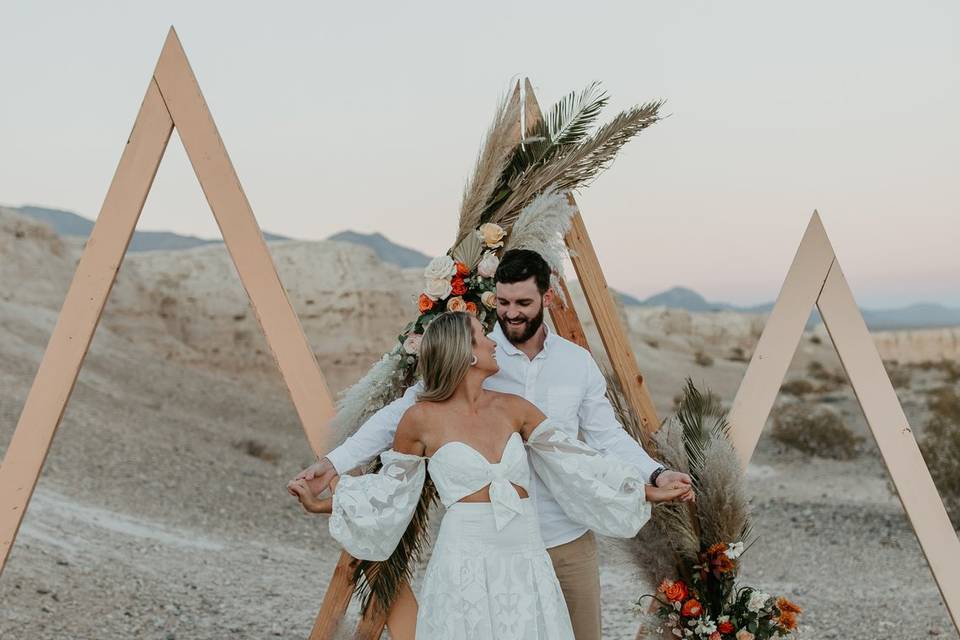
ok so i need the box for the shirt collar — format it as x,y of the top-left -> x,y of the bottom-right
490,319 -> 556,358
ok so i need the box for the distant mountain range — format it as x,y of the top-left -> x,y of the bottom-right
14,205 -> 289,251
11,205 -> 958,330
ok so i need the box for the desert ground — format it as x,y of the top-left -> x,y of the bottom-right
1,206 -> 958,639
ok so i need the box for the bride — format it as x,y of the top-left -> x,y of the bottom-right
289,311 -> 690,639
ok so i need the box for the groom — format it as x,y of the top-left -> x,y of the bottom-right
295,248 -> 693,640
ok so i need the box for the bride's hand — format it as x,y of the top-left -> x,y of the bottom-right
287,476 -> 338,514
645,481 -> 695,504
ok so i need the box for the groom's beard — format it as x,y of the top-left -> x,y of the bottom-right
498,305 -> 545,345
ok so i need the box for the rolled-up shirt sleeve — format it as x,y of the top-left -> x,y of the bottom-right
576,357 -> 662,483
325,384 -> 420,475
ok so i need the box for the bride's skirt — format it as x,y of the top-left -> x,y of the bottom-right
416,498 -> 574,640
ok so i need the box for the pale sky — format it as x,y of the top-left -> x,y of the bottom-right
1,1 -> 957,308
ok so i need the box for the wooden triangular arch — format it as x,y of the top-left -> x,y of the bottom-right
308,79 -> 665,639
726,211 -> 960,633
0,26 -> 337,573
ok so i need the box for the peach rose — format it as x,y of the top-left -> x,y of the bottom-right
481,290 -> 497,309
446,296 -> 467,312
477,251 -> 500,278
735,631 -> 755,640
680,599 -> 702,618
709,632 -> 721,640
477,222 -> 506,248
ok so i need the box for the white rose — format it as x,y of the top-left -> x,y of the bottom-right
424,254 -> 456,280
477,251 -> 499,278
747,590 -> 769,613
481,290 -> 497,309
424,277 -> 453,301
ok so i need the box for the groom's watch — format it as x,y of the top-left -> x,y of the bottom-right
649,466 -> 667,487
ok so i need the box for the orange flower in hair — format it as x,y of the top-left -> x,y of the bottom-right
418,293 -> 434,313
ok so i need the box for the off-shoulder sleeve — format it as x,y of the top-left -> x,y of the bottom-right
328,450 -> 426,560
526,419 -> 650,538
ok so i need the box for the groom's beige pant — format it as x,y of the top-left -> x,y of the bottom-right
547,531 -> 601,640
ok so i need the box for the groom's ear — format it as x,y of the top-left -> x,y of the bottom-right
542,287 -> 554,308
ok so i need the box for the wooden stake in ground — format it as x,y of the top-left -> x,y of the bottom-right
726,211 -> 960,634
0,26 -> 335,579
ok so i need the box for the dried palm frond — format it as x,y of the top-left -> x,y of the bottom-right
353,476 -> 439,615
675,378 -> 729,479
490,101 -> 663,230
481,83 -> 609,225
502,188 -> 577,282
454,92 -> 522,247
450,232 -> 484,270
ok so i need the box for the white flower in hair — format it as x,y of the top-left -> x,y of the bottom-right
424,255 -> 456,280
424,278 -> 453,301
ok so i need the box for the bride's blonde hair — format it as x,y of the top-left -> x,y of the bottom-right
416,311 -> 475,402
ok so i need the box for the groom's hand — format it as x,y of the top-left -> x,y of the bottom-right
656,470 -> 695,503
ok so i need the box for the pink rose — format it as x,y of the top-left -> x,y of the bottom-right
477,251 -> 500,278
736,630 -> 755,640
402,333 -> 422,355
446,296 -> 467,312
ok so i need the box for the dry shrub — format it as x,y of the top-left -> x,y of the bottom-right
694,350 -> 714,367
233,438 -> 278,463
919,387 -> 960,529
727,346 -> 749,362
771,403 -> 863,460
780,378 -> 815,396
807,360 -> 846,392
883,360 -> 913,389
645,338 -> 660,349
809,335 -> 822,345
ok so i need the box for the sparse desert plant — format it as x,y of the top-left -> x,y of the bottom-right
694,350 -> 714,367
771,403 -> 863,460
644,338 -> 659,349
233,438 -> 278,463
727,346 -> 749,362
883,360 -> 912,390
918,387 -> 960,529
807,359 -> 845,392
809,335 -> 822,345
780,378 -> 815,396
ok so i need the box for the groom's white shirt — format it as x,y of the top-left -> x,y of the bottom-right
326,321 -> 662,548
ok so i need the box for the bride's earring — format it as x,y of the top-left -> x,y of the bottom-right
470,355 -> 478,366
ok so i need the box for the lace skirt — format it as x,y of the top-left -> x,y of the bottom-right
416,498 -> 574,640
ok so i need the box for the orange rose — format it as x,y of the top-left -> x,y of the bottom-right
778,611 -> 798,631
418,293 -> 434,313
465,301 -> 478,315
658,579 -> 689,603
680,599 -> 702,618
711,553 -> 735,574
777,597 -> 802,614
717,620 -> 734,634
455,261 -> 470,277
706,542 -> 728,556
451,276 -> 468,296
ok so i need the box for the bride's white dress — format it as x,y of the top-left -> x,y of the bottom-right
328,419 -> 651,639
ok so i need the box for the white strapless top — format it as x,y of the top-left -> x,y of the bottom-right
329,419 -> 650,561
428,432 -> 529,531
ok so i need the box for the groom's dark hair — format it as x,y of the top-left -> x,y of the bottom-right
495,249 -> 551,294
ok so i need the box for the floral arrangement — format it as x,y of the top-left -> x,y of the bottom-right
333,80 -> 664,615
608,378 -> 802,639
